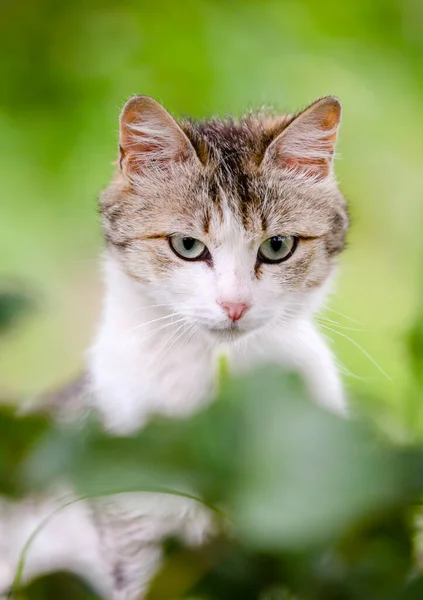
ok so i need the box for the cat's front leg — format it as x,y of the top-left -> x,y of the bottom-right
93,493 -> 215,600
275,320 -> 348,415
232,320 -> 347,416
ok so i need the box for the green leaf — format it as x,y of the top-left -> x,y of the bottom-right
0,408 -> 49,496
0,290 -> 33,334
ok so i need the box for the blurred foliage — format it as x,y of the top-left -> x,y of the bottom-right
0,290 -> 33,335
13,572 -> 101,600
0,289 -> 47,497
19,370 -> 423,547
2,361 -> 423,598
0,409 -> 47,497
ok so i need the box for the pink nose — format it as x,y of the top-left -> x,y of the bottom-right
218,301 -> 250,322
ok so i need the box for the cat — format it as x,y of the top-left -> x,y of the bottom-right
0,95 -> 349,599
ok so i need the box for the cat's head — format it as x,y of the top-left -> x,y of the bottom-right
100,96 -> 348,341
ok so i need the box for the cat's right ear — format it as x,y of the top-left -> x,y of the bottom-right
263,96 -> 342,181
119,96 -> 199,177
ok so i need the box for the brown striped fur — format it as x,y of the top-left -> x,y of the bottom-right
99,96 -> 348,292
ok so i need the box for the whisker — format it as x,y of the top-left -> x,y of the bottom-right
324,307 -> 364,326
317,316 -> 367,333
183,323 -> 198,346
319,322 -> 392,382
166,322 -> 197,356
147,321 -> 189,367
336,361 -> 374,382
157,322 -> 195,365
132,303 -> 181,313
129,312 -> 178,333
141,317 -> 187,342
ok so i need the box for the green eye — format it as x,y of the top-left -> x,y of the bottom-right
169,236 -> 209,261
258,235 -> 297,263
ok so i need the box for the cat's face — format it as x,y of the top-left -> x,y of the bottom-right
100,96 -> 348,341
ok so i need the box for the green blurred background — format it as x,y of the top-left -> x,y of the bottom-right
1,0 -> 423,434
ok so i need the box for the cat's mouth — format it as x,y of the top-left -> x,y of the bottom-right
205,321 -> 258,341
207,328 -> 244,342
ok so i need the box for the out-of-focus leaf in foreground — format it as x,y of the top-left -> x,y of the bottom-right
21,368 -> 423,551
228,373 -> 421,550
0,289 -> 33,334
14,571 -> 102,600
0,409 -> 48,496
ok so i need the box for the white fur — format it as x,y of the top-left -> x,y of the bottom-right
0,491 -> 111,599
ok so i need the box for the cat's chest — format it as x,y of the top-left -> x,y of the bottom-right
88,300 -> 290,434
89,323 -> 218,433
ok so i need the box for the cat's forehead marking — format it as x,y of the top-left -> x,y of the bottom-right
185,116 -> 288,234
183,116 -> 339,240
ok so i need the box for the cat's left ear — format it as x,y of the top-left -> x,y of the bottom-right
119,95 -> 199,177
263,96 -> 341,181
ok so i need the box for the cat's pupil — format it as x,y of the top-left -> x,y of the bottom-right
270,236 -> 283,252
182,238 -> 195,251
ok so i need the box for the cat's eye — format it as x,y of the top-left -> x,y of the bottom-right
258,235 -> 297,264
169,236 -> 209,261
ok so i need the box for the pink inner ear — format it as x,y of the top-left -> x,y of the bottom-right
119,127 -> 177,175
282,156 -> 330,179
119,97 -> 195,177
272,98 -> 341,181
280,130 -> 338,180
120,120 -> 176,175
